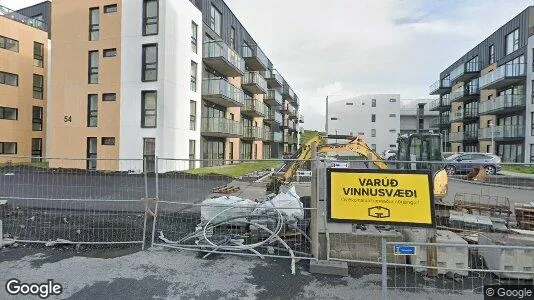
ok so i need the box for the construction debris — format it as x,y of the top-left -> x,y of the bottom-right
211,185 -> 240,194
515,203 -> 534,230
479,233 -> 534,280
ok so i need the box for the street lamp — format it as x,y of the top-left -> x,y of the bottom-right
489,121 -> 495,154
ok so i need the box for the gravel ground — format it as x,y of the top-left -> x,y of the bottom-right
0,246 -> 478,300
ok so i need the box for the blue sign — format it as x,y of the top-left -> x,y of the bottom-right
394,245 -> 416,255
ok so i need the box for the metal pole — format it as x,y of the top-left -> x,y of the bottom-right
381,238 -> 388,300
311,142 -> 319,260
325,96 -> 329,138
490,125 -> 494,154
150,156 -> 159,247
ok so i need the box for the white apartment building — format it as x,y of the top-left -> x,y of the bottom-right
327,94 -> 401,154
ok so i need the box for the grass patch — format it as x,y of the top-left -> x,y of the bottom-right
503,165 -> 534,174
186,161 -> 280,178
0,161 -> 49,169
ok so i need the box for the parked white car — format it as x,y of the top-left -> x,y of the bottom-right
382,149 -> 397,160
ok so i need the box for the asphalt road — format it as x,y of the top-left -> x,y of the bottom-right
0,246 -> 476,300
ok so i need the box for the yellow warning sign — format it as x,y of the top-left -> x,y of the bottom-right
327,168 -> 434,227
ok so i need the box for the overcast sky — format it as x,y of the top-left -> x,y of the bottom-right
2,0 -> 532,130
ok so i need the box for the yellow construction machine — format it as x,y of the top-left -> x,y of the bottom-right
268,133 -> 448,199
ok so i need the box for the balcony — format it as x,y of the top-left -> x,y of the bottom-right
0,4 -> 46,31
263,129 -> 273,142
203,41 -> 245,77
283,103 -> 297,118
478,94 -> 526,116
479,63 -> 526,90
283,133 -> 296,144
264,108 -> 283,125
273,132 -> 283,143
201,117 -> 242,138
479,125 -> 525,140
448,132 -> 464,142
463,108 -> 478,121
242,44 -> 269,71
242,71 -> 267,94
242,126 -> 263,140
202,79 -> 245,107
282,83 -> 295,101
263,69 -> 283,88
290,94 -> 300,107
464,130 -> 478,141
448,111 -> 463,123
450,61 -> 480,84
428,99 -> 441,111
242,97 -> 268,118
450,83 -> 479,103
429,77 -> 451,95
429,117 -> 440,128
264,89 -> 283,106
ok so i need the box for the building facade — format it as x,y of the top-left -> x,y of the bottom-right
428,6 -> 534,163
47,0 -> 299,171
327,94 -> 400,154
0,4 -> 49,163
399,100 -> 439,135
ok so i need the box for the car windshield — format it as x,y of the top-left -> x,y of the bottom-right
445,153 -> 461,161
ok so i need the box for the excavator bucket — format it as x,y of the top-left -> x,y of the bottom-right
433,169 -> 448,200
464,165 -> 488,182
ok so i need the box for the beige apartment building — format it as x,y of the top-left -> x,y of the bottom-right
0,5 -> 48,163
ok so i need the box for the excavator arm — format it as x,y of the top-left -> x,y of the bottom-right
318,136 -> 388,169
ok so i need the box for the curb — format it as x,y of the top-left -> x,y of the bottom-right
450,178 -> 534,191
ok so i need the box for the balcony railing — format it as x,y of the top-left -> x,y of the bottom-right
263,69 -> 283,88
450,83 -> 479,103
448,111 -> 463,122
263,129 -> 273,141
264,108 -> 283,125
478,94 -> 526,115
428,99 -> 441,111
242,97 -> 268,117
449,132 -> 464,142
429,77 -> 451,95
0,4 -> 46,31
464,130 -> 478,140
242,44 -> 269,71
283,103 -> 297,117
242,71 -> 267,94
273,132 -> 283,142
202,79 -> 245,107
429,117 -> 440,128
450,61 -> 480,83
264,89 -> 283,106
479,125 -> 525,140
203,41 -> 245,77
201,117 -> 242,137
479,63 -> 526,90
242,126 -> 263,140
282,83 -> 295,100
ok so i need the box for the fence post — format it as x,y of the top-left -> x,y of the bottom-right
141,158 -> 149,250
381,237 -> 388,300
150,156 -> 160,248
311,142 -> 319,260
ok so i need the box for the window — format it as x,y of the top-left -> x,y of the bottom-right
531,144 -> 534,163
389,129 -> 396,133
104,4 -> 117,13
489,44 -> 495,64
0,71 -> 18,86
103,93 -> 116,101
143,0 -> 159,35
141,91 -> 157,128
330,117 -> 338,120
209,4 -> 222,36
190,100 -> 196,130
33,74 -> 43,99
32,106 -> 43,131
87,94 -> 98,127
31,138 -> 42,162
0,142 -> 17,154
89,7 -> 100,41
190,61 -> 197,91
389,114 -> 396,117
142,44 -> 158,81
372,99 -> 376,107
0,36 -> 19,52
345,102 -> 353,105
191,22 -> 198,53
371,129 -> 376,137
88,50 -> 99,83
102,137 -> 115,145
371,114 -> 376,122
143,138 -> 156,172
532,80 -> 534,104
33,42 -> 44,67
389,98 -> 397,102
103,48 -> 117,57
86,137 -> 97,170
371,144 -> 376,151
189,140 -> 196,169
230,27 -> 236,50
505,28 -> 519,55
0,107 -> 17,120
418,119 -> 424,130
532,112 -> 534,136
32,14 -> 44,22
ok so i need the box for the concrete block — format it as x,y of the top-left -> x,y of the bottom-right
309,260 -> 348,276
449,211 -> 493,231
479,233 -> 534,280
402,229 -> 468,276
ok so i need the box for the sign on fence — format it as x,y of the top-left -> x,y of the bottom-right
326,168 -> 435,227
393,245 -> 416,256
